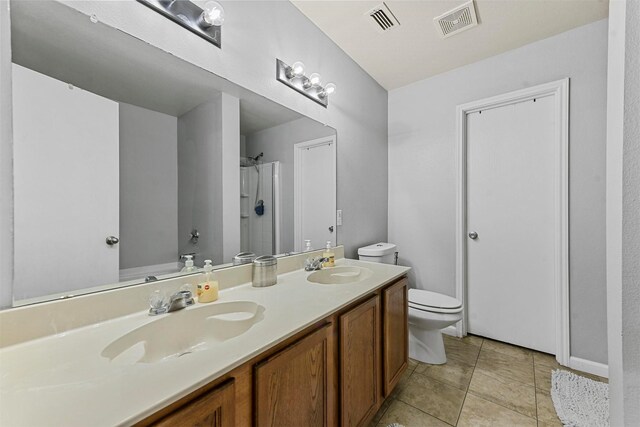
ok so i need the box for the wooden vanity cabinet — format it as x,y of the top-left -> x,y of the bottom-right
153,379 -> 236,427
340,295 -> 381,427
254,323 -> 336,427
141,276 -> 408,427
382,277 -> 409,396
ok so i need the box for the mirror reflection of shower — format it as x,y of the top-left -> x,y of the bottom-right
240,154 -> 281,256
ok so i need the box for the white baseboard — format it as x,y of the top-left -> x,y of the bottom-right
568,356 -> 609,379
442,325 -> 460,338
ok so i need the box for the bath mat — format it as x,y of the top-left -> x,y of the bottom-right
551,369 -> 609,427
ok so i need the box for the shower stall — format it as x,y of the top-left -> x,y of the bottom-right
240,155 -> 281,255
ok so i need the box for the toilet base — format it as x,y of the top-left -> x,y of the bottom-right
409,326 -> 447,365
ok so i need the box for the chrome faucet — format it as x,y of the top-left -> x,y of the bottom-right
304,257 -> 329,271
167,290 -> 195,312
148,289 -> 195,316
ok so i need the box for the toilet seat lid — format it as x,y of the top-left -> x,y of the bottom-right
409,289 -> 462,310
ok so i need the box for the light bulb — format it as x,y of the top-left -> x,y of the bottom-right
318,83 -> 336,99
324,83 -> 336,95
201,1 -> 225,27
290,61 -> 305,78
308,73 -> 322,87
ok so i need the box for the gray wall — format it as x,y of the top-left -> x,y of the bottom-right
178,98 -> 223,265
620,0 -> 639,417
388,20 -> 609,364
55,0 -> 389,262
0,2 -> 13,308
607,0 -> 640,423
220,93 -> 240,262
244,117 -> 335,252
119,103 -> 177,270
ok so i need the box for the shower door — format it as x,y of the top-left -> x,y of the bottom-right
240,162 -> 281,255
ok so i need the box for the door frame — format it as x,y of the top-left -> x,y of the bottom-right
294,135 -> 337,252
455,79 -> 570,365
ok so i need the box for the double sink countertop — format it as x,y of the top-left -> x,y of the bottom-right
0,255 -> 409,426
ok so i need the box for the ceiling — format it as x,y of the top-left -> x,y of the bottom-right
11,0 -> 302,134
291,0 -> 609,90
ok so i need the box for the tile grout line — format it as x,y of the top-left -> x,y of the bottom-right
394,397 -> 457,426
463,391 -> 538,423
399,346 -> 477,427
474,351 -> 538,389
453,337 -> 484,426
375,361 -> 421,426
533,353 -> 540,424
464,338 -> 539,423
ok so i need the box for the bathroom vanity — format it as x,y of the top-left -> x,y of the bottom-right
143,275 -> 407,427
0,251 -> 409,426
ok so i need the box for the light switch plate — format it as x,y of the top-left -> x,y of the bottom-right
336,210 -> 343,226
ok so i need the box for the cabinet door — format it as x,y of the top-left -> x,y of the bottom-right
340,295 -> 381,427
154,379 -> 235,427
255,324 -> 332,427
383,278 -> 409,396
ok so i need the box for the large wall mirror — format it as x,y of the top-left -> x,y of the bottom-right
9,1 -> 337,306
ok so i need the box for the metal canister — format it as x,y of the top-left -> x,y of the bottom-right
252,255 -> 277,287
233,252 -> 257,266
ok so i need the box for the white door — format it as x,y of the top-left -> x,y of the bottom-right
12,64 -> 120,302
466,96 -> 556,354
294,137 -> 336,252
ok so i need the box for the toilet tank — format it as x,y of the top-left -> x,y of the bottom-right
358,243 -> 397,264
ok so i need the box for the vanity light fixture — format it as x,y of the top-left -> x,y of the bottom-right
276,59 -> 337,108
136,0 -> 224,48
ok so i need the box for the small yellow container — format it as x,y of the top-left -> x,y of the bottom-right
198,259 -> 219,303
197,281 -> 219,303
322,241 -> 335,268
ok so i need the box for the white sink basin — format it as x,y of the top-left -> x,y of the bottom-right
101,300 -> 264,364
306,266 -> 373,285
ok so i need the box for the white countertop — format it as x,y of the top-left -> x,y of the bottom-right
0,258 -> 409,426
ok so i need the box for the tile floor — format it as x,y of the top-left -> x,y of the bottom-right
372,334 -> 608,427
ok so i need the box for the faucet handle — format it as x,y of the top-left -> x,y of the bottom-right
304,257 -> 315,270
149,290 -> 169,316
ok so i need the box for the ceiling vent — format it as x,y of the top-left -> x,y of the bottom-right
434,0 -> 478,38
366,2 -> 400,33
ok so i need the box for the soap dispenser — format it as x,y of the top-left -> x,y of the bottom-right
322,241 -> 335,268
180,255 -> 197,273
304,240 -> 313,252
197,259 -> 219,303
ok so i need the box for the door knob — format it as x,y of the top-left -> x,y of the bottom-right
468,232 -> 478,240
328,226 -> 334,233
106,236 -> 119,246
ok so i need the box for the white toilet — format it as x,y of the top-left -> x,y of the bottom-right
358,243 -> 463,365
407,289 -> 463,364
